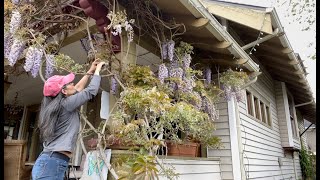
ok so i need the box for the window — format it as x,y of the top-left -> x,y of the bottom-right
246,90 -> 272,127
260,102 -> 266,123
265,106 -> 271,126
288,94 -> 298,137
246,91 -> 254,116
254,96 -> 260,120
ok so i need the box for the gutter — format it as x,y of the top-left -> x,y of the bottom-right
241,72 -> 262,89
179,0 -> 260,72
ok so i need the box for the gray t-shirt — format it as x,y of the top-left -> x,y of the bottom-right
43,75 -> 101,153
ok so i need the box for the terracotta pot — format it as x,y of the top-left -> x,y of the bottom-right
166,141 -> 201,157
106,136 -> 141,150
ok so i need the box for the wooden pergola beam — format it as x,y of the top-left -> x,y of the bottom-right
61,19 -> 97,47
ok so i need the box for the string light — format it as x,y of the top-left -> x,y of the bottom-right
248,13 -> 267,56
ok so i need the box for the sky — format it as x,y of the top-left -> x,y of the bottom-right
215,0 -> 316,100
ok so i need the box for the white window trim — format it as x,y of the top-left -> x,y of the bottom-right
286,89 -> 300,140
245,89 -> 273,128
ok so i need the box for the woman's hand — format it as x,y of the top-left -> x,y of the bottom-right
94,62 -> 106,75
87,59 -> 101,74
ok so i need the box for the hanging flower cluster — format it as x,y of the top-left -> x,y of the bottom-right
158,63 -> 169,84
110,76 -> 118,95
204,67 -> 212,86
107,10 -> 135,42
220,68 -> 249,102
201,96 -> 218,120
45,54 -> 55,79
156,41 -> 219,121
24,46 -> 44,77
9,10 -> 21,34
4,31 -> 13,59
161,40 -> 175,62
11,0 -> 20,5
8,37 -> 25,66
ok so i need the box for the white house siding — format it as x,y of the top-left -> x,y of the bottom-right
237,71 -> 302,180
207,100 -> 234,180
158,158 -> 222,179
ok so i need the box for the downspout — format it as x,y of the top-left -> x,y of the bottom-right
241,72 -> 262,89
300,123 -> 313,137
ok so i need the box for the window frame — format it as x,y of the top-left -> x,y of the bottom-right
245,89 -> 272,128
287,91 -> 299,139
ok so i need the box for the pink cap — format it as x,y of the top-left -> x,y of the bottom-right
43,73 -> 75,97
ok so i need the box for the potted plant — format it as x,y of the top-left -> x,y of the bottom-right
102,40 -> 223,178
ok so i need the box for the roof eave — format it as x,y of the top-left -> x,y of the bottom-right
269,8 -> 316,123
179,0 -> 260,72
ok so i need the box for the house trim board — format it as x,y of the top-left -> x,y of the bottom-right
227,97 -> 242,179
281,82 -> 294,147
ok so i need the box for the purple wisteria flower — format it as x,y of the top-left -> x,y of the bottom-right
4,32 -> 13,59
202,97 -> 218,120
24,46 -> 44,78
192,91 -> 202,110
204,67 -> 212,86
222,84 -> 232,101
161,41 -> 168,60
182,53 -> 191,69
10,10 -> 21,34
169,67 -> 183,79
8,38 -> 25,66
45,54 -> 55,79
158,63 -> 169,84
234,86 -> 244,102
111,24 -> 122,36
182,77 -> 195,93
110,76 -> 118,95
31,48 -> 44,78
12,0 -> 20,4
167,40 -> 175,62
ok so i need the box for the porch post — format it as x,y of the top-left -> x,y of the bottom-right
227,97 -> 243,179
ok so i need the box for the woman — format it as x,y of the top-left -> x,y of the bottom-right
32,60 -> 106,180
